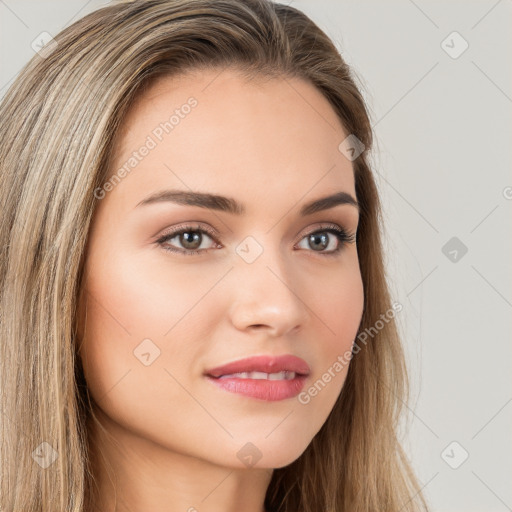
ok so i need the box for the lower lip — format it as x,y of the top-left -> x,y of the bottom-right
205,375 -> 307,401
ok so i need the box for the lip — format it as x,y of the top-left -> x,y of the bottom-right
205,354 -> 311,378
204,355 -> 310,401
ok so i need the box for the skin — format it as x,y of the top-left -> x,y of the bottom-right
77,67 -> 364,512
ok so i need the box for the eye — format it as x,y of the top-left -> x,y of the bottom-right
295,223 -> 356,257
156,223 -> 220,256
155,222 -> 356,256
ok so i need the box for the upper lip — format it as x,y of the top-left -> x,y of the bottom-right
205,354 -> 311,378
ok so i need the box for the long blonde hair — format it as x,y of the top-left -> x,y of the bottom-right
0,1 -> 429,511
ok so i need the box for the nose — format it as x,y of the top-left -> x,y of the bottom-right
227,251 -> 310,338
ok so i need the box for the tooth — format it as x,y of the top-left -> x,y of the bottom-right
247,371 -> 269,380
219,372 -> 248,379
218,371 -> 297,380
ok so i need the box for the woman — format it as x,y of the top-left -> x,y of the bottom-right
0,1 -> 429,511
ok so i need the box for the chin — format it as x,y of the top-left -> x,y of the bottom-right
232,438 -> 310,470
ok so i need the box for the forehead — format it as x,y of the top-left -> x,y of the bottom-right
103,67 -> 356,217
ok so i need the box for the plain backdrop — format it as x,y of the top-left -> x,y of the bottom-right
1,1 -> 511,511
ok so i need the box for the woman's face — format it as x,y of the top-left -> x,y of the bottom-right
79,68 -> 364,470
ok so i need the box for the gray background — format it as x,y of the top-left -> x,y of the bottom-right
1,1 -> 511,510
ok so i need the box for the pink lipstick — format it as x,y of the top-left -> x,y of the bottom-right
204,354 -> 310,401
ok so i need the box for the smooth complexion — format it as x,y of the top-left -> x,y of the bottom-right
78,67 -> 364,512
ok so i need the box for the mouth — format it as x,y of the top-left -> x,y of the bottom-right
204,354 -> 310,401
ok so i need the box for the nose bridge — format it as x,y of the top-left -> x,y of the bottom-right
227,233 -> 308,334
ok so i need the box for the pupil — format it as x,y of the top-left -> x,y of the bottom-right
182,231 -> 201,249
310,233 -> 327,251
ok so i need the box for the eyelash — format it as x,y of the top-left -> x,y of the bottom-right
155,222 -> 356,258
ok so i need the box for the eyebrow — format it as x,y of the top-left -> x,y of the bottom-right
135,189 -> 359,216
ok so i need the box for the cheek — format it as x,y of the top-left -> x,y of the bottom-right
78,246 -> 206,440
78,243 -> 219,393
82,240 -> 217,338
309,254 -> 364,351
297,257 -> 363,407
325,274 -> 364,349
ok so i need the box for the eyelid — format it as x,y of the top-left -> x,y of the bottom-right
156,222 -> 218,241
296,222 -> 356,242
